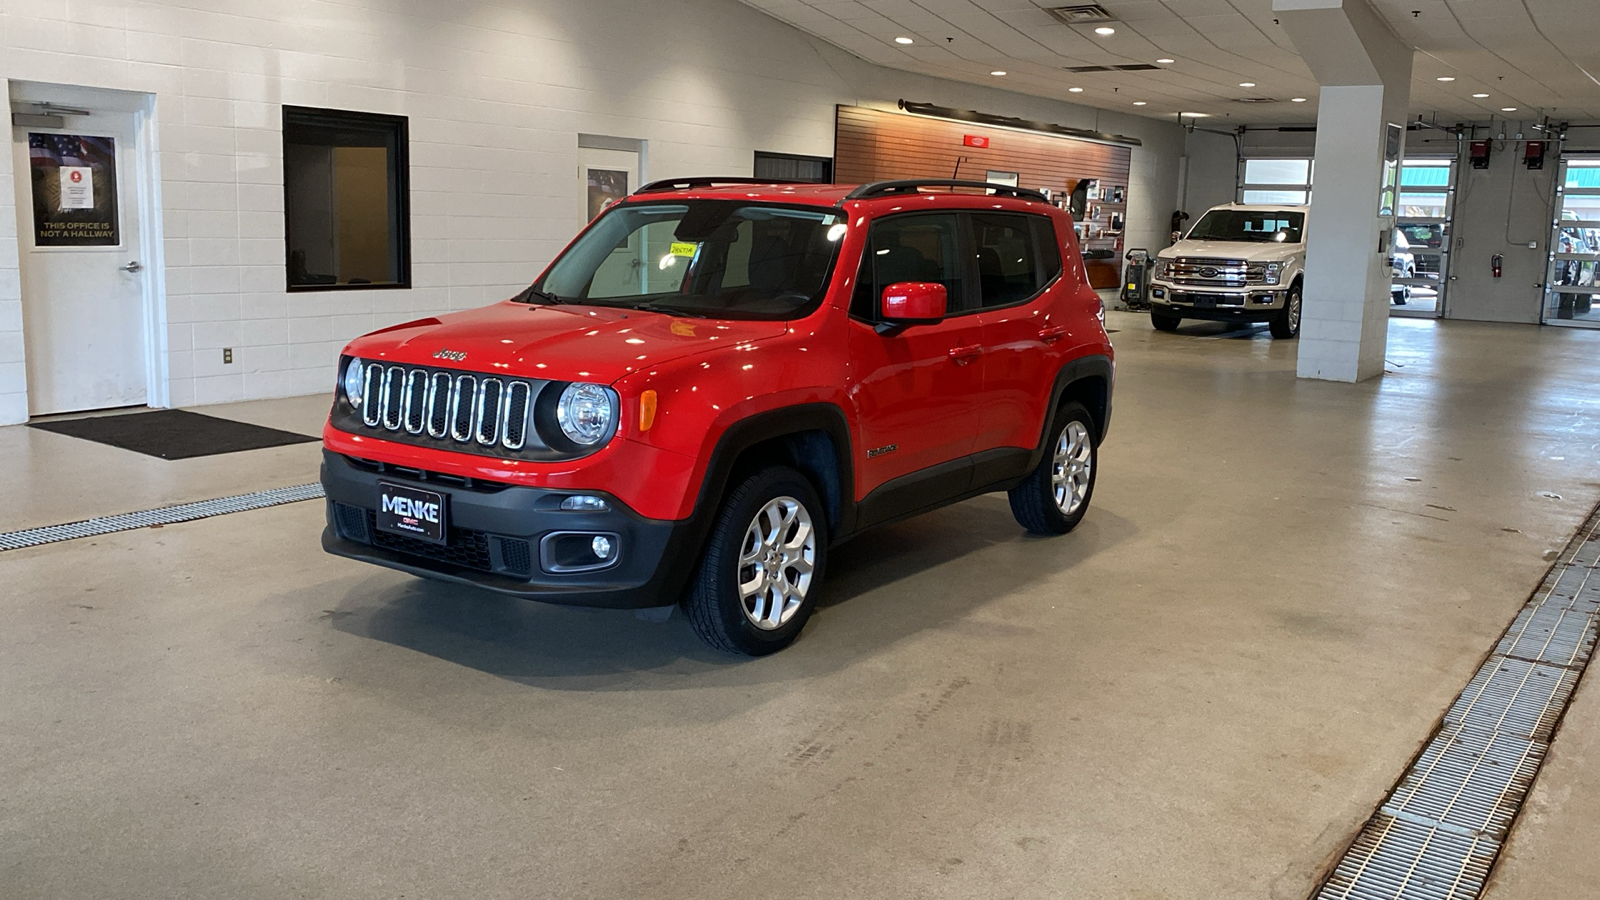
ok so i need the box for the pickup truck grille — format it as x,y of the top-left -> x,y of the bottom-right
1169,257 -> 1250,287
358,363 -> 545,452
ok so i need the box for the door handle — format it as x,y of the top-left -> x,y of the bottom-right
1039,325 -> 1070,343
948,345 -> 983,365
120,261 -> 143,273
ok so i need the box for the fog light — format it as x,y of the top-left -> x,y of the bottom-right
540,531 -> 622,573
559,494 -> 610,512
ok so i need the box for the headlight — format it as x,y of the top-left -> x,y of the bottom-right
1152,258 -> 1168,278
556,383 -> 617,446
342,357 -> 365,408
1264,262 -> 1282,285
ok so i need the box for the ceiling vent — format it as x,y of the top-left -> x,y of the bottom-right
1233,97 -> 1280,103
1045,5 -> 1116,26
1114,64 -> 1161,71
1065,65 -> 1113,73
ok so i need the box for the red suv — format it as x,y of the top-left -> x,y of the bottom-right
321,178 -> 1114,654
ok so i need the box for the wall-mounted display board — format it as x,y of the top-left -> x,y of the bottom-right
833,105 -> 1132,287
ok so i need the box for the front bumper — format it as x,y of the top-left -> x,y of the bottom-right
1149,284 -> 1286,323
320,450 -> 696,608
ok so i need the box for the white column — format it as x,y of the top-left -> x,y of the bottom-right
1274,0 -> 1412,383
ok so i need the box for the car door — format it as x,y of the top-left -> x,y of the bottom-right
846,212 -> 985,502
972,211 -> 1065,456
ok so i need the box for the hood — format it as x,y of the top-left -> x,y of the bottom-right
343,302 -> 788,384
1159,239 -> 1303,262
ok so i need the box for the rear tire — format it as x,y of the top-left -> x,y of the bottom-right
1151,309 -> 1181,332
1009,402 -> 1097,536
1270,283 -> 1302,339
684,466 -> 826,656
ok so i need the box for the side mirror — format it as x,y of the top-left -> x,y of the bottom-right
880,282 -> 947,326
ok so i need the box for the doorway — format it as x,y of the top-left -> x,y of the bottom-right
1543,156 -> 1600,327
1389,158 -> 1453,318
8,83 -> 162,416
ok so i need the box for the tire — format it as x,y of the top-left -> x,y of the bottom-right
1008,402 -> 1098,536
1150,309 -> 1181,332
1270,283 -> 1302,339
684,466 -> 826,655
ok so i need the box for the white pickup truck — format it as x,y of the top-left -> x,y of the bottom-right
1148,204 -> 1307,339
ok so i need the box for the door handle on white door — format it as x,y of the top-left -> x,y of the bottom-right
120,261 -> 143,272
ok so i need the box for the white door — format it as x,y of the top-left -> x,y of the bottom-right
10,107 -> 148,415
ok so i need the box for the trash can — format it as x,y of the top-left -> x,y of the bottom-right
1121,249 -> 1151,310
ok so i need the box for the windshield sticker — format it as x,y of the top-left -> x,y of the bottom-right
669,242 -> 698,258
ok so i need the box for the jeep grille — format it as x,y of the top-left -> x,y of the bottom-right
358,363 -> 545,452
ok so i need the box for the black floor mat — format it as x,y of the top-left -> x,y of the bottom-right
29,409 -> 319,460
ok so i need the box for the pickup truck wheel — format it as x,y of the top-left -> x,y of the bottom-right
1008,402 -> 1097,535
685,466 -> 826,655
1270,284 -> 1302,339
1151,309 -> 1181,332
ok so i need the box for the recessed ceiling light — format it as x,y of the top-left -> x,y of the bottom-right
990,70 -> 1007,76
1290,97 -> 1307,102
1437,76 -> 1456,82
1239,82 -> 1256,88
1156,58 -> 1175,64
895,36 -> 913,44
1473,93 -> 1490,98
1502,107 -> 1518,112
1068,87 -> 1083,92
1094,26 -> 1116,35
1133,101 -> 1147,106
1179,112 -> 1210,118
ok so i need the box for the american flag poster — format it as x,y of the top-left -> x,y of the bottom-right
29,133 -> 119,247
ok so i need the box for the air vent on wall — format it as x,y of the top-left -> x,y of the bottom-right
1066,65 -> 1113,73
1045,4 -> 1116,26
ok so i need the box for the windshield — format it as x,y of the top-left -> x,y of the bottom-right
530,201 -> 847,320
1187,209 -> 1305,243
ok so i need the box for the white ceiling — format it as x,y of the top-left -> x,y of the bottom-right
738,0 -> 1600,126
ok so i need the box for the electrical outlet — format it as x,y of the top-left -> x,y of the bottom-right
223,348 -> 233,364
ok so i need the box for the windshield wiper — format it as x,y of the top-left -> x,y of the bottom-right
517,286 -> 564,305
636,300 -> 711,318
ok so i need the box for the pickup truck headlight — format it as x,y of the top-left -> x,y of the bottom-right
556,383 -> 618,446
1151,258 -> 1168,279
342,357 -> 366,408
1263,262 -> 1283,285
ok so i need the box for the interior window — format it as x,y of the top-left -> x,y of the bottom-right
854,213 -> 970,318
972,213 -> 1043,307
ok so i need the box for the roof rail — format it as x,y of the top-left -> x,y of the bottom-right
845,180 -> 1052,203
636,177 -> 808,194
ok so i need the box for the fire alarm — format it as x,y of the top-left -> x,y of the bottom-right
1525,140 -> 1546,170
1469,140 -> 1491,169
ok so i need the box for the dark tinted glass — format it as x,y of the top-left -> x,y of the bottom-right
283,107 -> 410,290
972,212 -> 1044,307
854,214 -> 969,318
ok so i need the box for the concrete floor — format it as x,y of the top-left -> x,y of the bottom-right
4,312 -> 1600,899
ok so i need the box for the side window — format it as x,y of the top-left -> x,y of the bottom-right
1031,216 -> 1063,285
972,212 -> 1044,308
851,213 -> 970,319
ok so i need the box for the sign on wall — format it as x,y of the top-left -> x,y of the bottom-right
28,133 -> 119,246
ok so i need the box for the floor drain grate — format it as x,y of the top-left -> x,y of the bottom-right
0,483 -> 326,552
1312,503 -> 1600,900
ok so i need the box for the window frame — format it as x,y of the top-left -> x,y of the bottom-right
849,210 -> 1063,322
282,105 -> 412,293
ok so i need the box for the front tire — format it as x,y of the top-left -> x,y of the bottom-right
1009,402 -> 1098,535
1270,283 -> 1302,339
1151,308 -> 1181,332
685,466 -> 826,656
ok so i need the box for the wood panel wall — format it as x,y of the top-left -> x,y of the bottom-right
833,105 -> 1133,287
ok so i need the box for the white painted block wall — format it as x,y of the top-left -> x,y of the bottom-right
0,0 -> 1184,424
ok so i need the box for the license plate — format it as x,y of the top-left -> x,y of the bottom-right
376,482 -> 447,544
1193,296 -> 1217,308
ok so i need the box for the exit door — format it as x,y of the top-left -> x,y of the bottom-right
9,93 -> 153,415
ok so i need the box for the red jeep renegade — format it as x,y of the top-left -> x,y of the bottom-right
321,178 -> 1114,654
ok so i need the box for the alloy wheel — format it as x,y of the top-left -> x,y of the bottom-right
1051,421 -> 1093,516
737,496 -> 816,630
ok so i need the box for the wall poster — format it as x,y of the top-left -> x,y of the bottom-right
29,133 -> 119,246
586,168 -> 629,221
